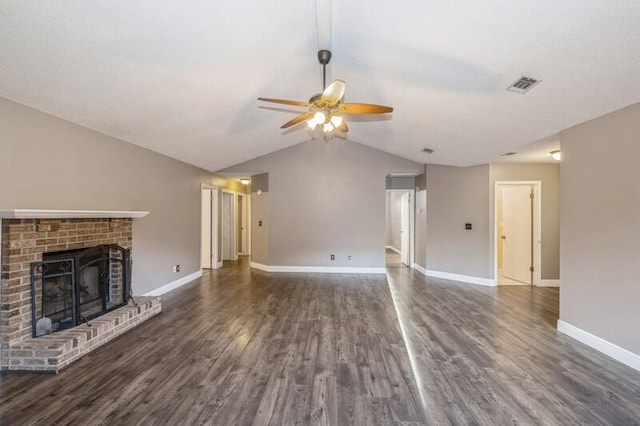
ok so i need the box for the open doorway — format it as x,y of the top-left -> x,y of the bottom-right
221,190 -> 237,262
385,190 -> 414,268
201,185 -> 221,269
495,181 -> 541,286
237,193 -> 250,256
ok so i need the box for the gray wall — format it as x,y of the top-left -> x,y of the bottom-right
559,102 -> 640,355
425,164 -> 491,278
386,176 -> 415,190
222,140 -> 423,267
250,173 -> 269,264
489,163 -> 560,280
0,98 -> 231,294
251,173 -> 269,193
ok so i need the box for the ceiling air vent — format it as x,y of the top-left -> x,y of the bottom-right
501,152 -> 517,157
421,147 -> 434,154
507,76 -> 541,94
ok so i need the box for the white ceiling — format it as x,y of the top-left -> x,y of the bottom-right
1,1 -> 639,171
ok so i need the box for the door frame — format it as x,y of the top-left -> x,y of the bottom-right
386,189 -> 416,268
237,192 -> 250,256
494,181 -> 541,286
221,189 -> 238,261
200,184 -> 221,269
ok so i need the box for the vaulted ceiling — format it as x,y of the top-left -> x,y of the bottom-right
1,1 -> 639,171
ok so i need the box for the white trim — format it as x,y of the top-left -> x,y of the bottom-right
494,181 -> 542,286
557,320 -> 640,372
385,245 -> 401,254
426,269 -> 497,287
538,279 -> 560,287
201,186 -> 220,270
246,194 -> 252,256
143,271 -> 202,296
413,264 -> 427,275
0,209 -> 149,219
250,262 -> 386,274
237,193 -> 249,255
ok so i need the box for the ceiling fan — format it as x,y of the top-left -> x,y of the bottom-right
258,49 -> 393,136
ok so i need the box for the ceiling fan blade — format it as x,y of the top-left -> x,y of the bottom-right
320,80 -> 346,106
339,103 -> 393,114
258,98 -> 309,107
281,112 -> 315,129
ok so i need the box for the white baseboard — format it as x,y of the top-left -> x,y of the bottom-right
385,245 -> 401,254
413,264 -> 427,275
143,270 -> 203,296
557,320 -> 640,372
538,279 -> 560,287
425,269 -> 497,287
250,262 -> 386,274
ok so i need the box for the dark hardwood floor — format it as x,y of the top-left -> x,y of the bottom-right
2,258 -> 639,425
387,269 -> 640,425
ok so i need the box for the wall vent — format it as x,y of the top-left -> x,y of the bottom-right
507,76 -> 541,94
421,147 -> 434,154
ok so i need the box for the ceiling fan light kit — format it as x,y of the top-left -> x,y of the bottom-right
258,50 -> 393,139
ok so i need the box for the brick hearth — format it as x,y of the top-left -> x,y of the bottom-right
0,217 -> 161,372
4,297 -> 160,372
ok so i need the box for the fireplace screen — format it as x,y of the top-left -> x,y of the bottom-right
30,244 -> 131,337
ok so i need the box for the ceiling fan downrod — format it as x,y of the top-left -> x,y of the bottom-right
317,49 -> 332,90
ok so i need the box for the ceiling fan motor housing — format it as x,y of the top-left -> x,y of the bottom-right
317,49 -> 332,65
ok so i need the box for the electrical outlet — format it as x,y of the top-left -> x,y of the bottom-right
173,264 -> 180,273
347,255 -> 352,260
330,254 -> 335,261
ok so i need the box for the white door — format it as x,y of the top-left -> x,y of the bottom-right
201,188 -> 219,269
400,192 -> 410,266
237,194 -> 247,255
502,186 -> 532,284
222,192 -> 234,261
201,189 -> 212,268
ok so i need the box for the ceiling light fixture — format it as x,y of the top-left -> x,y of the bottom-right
550,150 -> 561,161
240,178 -> 251,185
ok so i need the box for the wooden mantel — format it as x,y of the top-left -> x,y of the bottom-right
0,209 -> 149,219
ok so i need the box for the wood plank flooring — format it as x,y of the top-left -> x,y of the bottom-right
0,258 -> 424,425
2,258 -> 639,425
387,269 -> 640,425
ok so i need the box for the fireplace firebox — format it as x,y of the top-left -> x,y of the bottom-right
30,244 -> 131,337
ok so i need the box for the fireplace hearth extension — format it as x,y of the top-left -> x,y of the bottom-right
1,209 -> 161,372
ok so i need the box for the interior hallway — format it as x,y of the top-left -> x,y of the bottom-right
385,247 -> 406,268
1,260 -> 639,424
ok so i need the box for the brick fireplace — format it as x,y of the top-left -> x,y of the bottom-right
0,211 -> 161,372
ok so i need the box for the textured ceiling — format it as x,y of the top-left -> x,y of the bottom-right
1,1 -> 639,171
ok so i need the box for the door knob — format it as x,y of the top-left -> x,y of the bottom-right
501,236 -> 506,239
